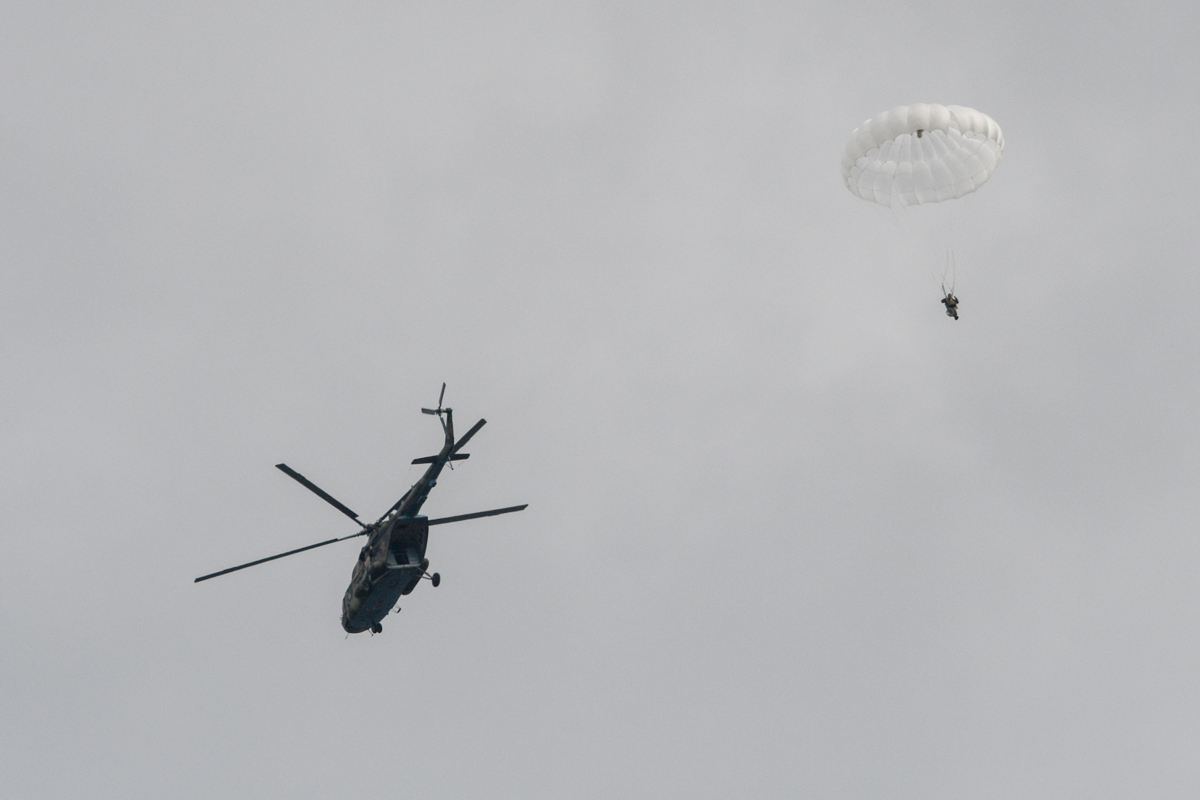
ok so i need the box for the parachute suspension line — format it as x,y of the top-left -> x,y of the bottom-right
871,200 -> 905,232
938,249 -> 959,317
941,249 -> 956,294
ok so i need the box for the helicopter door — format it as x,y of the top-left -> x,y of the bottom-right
386,516 -> 429,565
385,546 -> 423,570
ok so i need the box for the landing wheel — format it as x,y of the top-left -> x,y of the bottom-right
431,572 -> 441,588
371,623 -> 382,634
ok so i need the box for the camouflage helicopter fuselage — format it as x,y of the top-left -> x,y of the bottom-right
342,514 -> 430,632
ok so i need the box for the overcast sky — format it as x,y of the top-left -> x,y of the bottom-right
4,2 -> 1200,798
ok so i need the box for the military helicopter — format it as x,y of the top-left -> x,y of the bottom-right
195,385 -> 527,634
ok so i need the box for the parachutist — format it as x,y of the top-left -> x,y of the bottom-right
941,292 -> 959,320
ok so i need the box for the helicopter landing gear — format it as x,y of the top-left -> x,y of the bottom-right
371,623 -> 382,634
431,572 -> 441,588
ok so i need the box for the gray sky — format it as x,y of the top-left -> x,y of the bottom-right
4,2 -> 1200,797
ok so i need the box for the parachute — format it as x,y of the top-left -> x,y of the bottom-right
841,104 -> 1004,207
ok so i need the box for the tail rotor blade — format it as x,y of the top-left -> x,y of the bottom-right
422,383 -> 448,416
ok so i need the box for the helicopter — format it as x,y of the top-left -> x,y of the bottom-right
195,384 -> 527,634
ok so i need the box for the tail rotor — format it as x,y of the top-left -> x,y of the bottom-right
422,382 -> 448,420
422,382 -> 450,434
421,382 -> 457,464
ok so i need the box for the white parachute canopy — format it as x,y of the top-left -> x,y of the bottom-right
841,104 -> 1004,207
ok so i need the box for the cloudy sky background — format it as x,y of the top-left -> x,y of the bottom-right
4,2 -> 1200,797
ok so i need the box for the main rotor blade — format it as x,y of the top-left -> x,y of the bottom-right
427,504 -> 528,526
450,418 -> 486,455
195,529 -> 369,582
275,464 -> 364,527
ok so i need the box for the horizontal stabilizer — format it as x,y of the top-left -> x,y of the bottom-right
411,453 -> 470,465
